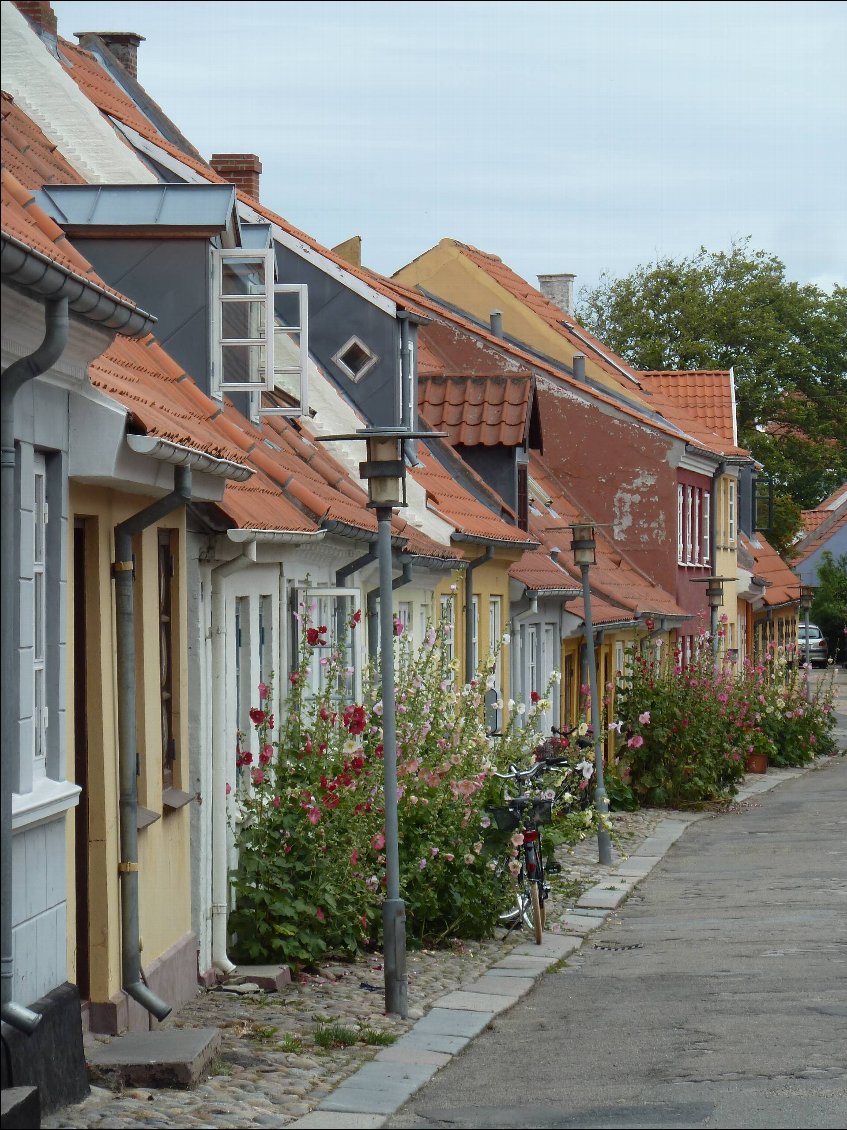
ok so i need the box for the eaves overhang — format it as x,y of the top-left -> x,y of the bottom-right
227,528 -> 327,545
126,433 -> 252,480
451,531 -> 540,550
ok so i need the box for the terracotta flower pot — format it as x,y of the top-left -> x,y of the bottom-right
745,752 -> 768,774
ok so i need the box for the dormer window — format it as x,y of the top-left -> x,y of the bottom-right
211,248 -> 308,415
333,336 -> 378,382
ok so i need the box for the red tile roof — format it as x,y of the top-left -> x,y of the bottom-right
508,548 -> 579,593
791,498 -> 847,567
1,91 -> 84,187
1,167 -> 133,303
637,370 -> 747,456
57,38 -> 169,142
743,532 -> 800,607
410,446 -> 535,548
419,373 -> 532,448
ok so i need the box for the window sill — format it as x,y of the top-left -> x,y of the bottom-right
137,806 -> 161,830
162,787 -> 194,813
12,777 -> 81,831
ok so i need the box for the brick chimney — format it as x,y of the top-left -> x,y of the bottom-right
76,32 -> 145,79
13,2 -> 58,38
210,154 -> 262,201
537,272 -> 576,316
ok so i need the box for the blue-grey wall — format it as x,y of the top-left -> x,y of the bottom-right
73,238 -> 212,393
456,444 -> 518,512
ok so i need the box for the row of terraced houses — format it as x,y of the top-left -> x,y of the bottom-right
0,1 -> 803,1113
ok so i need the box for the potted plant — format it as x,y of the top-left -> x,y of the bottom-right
744,729 -> 775,774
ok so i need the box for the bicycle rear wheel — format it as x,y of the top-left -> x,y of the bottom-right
530,880 -> 543,944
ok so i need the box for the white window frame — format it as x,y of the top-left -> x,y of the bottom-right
471,595 -> 479,675
489,596 -> 502,694
211,248 -> 275,396
440,594 -> 455,668
333,335 -> 379,383
702,491 -> 711,565
677,484 -> 684,564
260,283 -> 310,418
33,452 -> 48,783
693,489 -> 701,564
296,587 -> 362,705
397,600 -> 413,643
728,479 -> 736,544
685,485 -> 694,564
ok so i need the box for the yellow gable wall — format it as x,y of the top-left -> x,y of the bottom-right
394,241 -> 649,402
68,484 -> 192,1006
434,553 -> 515,697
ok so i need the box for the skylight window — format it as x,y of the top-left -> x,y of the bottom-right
333,336 -> 378,382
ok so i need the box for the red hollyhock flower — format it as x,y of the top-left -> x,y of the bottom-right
249,707 -> 266,726
289,671 -> 299,686
343,704 -> 367,735
530,690 -> 541,703
350,609 -> 362,628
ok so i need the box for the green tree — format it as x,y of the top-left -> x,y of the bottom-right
809,551 -> 847,662
576,241 -> 847,516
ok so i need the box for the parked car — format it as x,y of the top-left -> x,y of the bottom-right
796,623 -> 828,667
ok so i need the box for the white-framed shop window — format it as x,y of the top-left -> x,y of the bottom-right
295,587 -> 362,704
33,452 -> 48,783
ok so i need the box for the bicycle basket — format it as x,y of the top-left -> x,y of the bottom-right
489,805 -> 520,833
531,798 -> 553,826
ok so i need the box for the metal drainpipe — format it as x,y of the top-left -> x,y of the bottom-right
336,548 -> 377,588
1,297 -> 69,1034
464,548 -> 494,682
367,562 -> 413,662
114,465 -> 192,1021
210,543 -> 256,975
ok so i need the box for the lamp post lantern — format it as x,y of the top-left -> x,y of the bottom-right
692,576 -> 730,672
568,520 -> 613,867
316,427 -> 442,1018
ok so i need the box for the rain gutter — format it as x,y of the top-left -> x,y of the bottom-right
367,562 -> 414,662
126,434 -> 253,481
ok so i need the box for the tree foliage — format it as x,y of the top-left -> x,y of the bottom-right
576,241 -> 847,515
809,550 -> 847,660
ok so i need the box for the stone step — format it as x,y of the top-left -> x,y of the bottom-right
85,1028 -> 221,1090
1,1085 -> 40,1130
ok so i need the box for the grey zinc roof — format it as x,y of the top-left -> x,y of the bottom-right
35,182 -> 238,236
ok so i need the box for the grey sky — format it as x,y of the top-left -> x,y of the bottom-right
52,1 -> 847,302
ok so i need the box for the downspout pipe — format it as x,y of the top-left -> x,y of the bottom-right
114,465 -> 192,1022
1,296 -> 69,1034
464,548 -> 494,682
336,548 -> 377,587
367,562 -> 413,662
210,542 -> 257,976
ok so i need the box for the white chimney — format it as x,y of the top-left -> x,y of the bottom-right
537,273 -> 576,316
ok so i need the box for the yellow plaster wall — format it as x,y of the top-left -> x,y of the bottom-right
394,240 -> 649,401
68,484 -> 191,1005
433,553 -> 514,696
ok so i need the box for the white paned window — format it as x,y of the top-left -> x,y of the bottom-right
677,484 -> 684,563
489,596 -> 502,693
297,588 -> 362,705
259,595 -> 274,686
686,485 -> 694,564
527,624 -> 538,700
702,491 -> 711,565
211,250 -> 309,415
397,601 -> 413,642
728,479 -> 736,543
33,453 -> 47,782
440,594 -> 455,669
471,596 -> 479,676
693,489 -> 701,564
235,596 -> 251,740
615,640 -> 625,682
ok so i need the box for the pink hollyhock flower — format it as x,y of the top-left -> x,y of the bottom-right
371,832 -> 386,851
393,618 -> 404,637
225,782 -> 232,796
627,735 -> 645,749
273,795 -> 281,809
251,767 -> 265,785
638,711 -> 651,725
307,806 -> 321,825
315,907 -> 326,922
289,671 -> 299,686
259,745 -> 273,765
350,848 -> 359,866
257,682 -> 269,701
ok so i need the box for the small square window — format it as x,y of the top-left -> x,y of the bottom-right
333,336 -> 378,382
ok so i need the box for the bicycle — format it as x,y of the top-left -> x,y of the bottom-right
489,761 -> 553,945
533,725 -> 596,813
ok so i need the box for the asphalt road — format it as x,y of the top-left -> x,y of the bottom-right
387,745 -> 847,1127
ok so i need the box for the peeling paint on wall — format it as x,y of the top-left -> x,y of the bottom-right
613,471 -> 658,541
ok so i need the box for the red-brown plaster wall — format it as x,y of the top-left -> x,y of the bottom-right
676,466 -> 713,620
538,384 -> 679,591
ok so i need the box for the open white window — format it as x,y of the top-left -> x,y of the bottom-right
212,250 -> 309,415
33,452 -> 48,783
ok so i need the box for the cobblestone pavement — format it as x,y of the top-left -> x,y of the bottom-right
44,808 -> 668,1129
